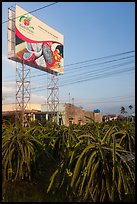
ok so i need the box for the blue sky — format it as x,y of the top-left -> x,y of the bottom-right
2,2 -> 135,115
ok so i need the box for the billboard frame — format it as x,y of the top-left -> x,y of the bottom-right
8,4 -> 64,75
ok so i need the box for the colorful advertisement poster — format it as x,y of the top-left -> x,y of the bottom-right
15,5 -> 64,74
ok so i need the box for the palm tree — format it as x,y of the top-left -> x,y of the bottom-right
120,106 -> 127,115
129,105 -> 133,110
129,105 -> 133,115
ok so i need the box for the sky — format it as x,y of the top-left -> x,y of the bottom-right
2,2 -> 135,115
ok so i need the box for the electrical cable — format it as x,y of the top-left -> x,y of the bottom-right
2,50 -> 135,81
2,62 -> 134,92
27,66 -> 134,92
2,51 -> 135,106
2,2 -> 59,24
2,96 -> 135,106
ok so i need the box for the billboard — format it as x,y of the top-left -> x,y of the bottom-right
8,5 -> 64,75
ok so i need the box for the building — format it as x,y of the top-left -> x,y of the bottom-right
2,103 -> 102,126
42,103 -> 102,125
103,114 -> 118,122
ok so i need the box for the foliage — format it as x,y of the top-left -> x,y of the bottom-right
120,106 -> 127,114
47,121 -> 135,202
2,123 -> 43,182
128,105 -> 133,110
2,120 -> 135,202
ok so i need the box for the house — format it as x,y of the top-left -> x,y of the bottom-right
2,103 -> 103,126
103,114 -> 118,122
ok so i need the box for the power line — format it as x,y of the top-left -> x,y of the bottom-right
3,93 -> 135,102
2,2 -> 59,24
2,96 -> 135,106
2,51 -> 135,94
2,62 -> 134,91
29,55 -> 134,80
74,94 -> 135,102
60,67 -> 134,87
30,66 -> 130,90
28,50 -> 135,78
64,55 -> 135,73
3,50 -> 135,80
60,60 -> 134,82
26,66 -> 134,92
29,58 -> 135,86
3,50 -> 134,81
63,50 -> 135,68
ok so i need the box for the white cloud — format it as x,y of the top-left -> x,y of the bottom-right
2,80 -> 15,86
2,55 -> 16,68
2,80 -> 46,104
2,82 -> 16,104
31,94 -> 46,104
2,82 -> 16,93
2,86 -> 15,94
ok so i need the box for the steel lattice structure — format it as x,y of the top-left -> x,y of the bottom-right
15,62 -> 31,127
47,74 -> 59,122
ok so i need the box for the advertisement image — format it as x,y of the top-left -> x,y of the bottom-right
14,5 -> 64,74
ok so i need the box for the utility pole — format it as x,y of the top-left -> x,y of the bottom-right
69,92 -> 70,104
72,97 -> 74,106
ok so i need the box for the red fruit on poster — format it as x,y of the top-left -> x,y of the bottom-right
24,18 -> 30,26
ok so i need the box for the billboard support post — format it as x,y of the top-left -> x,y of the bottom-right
15,62 -> 31,127
47,74 -> 59,123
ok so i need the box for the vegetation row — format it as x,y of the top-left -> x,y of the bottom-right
2,119 -> 135,202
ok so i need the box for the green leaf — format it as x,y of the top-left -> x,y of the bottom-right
47,169 -> 59,193
71,144 -> 95,187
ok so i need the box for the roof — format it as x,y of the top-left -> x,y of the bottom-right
2,109 -> 40,115
103,114 -> 117,117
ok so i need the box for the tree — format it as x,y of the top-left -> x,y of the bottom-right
120,106 -> 127,115
129,105 -> 133,110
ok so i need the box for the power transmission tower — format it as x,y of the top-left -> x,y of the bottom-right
15,62 -> 31,127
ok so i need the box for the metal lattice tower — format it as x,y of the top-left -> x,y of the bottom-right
47,73 -> 59,122
15,62 -> 31,127
7,5 -> 31,127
